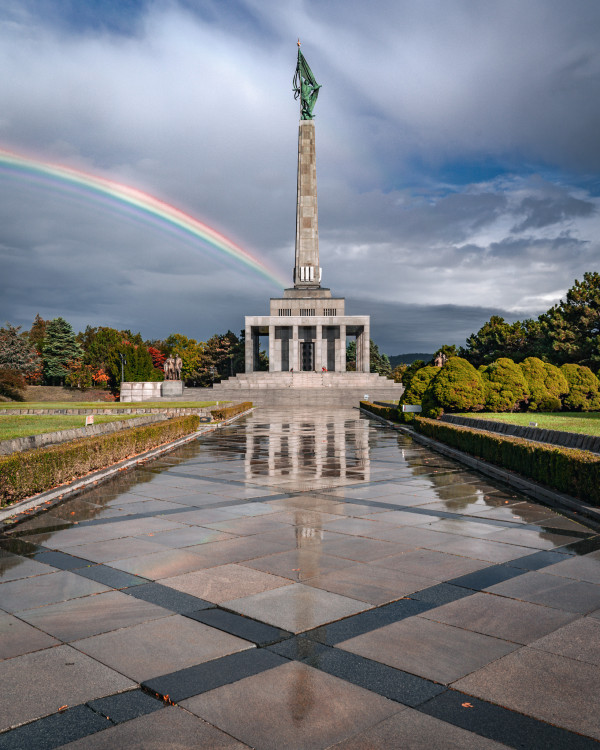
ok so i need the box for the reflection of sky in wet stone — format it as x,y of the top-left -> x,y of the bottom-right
1,408 -> 600,746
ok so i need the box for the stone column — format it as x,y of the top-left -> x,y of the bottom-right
291,325 -> 299,371
361,321 -> 370,373
245,322 -> 253,373
315,324 -> 322,372
338,323 -> 346,372
268,325 -> 276,372
294,120 -> 321,288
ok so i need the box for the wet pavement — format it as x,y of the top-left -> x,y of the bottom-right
1,407 -> 600,749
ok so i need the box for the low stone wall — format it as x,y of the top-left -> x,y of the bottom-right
441,414 -> 600,454
0,414 -> 168,456
0,407 -> 214,416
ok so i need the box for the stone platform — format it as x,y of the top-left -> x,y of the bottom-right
1,407 -> 599,748
187,372 -> 403,407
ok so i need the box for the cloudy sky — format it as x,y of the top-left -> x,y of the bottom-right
1,0 -> 599,355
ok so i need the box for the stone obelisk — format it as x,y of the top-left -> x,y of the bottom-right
293,42 -> 322,289
294,120 -> 320,287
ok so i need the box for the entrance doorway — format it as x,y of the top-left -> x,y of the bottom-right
301,342 -> 314,371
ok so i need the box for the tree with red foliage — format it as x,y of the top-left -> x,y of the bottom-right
148,346 -> 166,371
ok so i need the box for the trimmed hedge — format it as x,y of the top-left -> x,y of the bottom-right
210,401 -> 252,421
414,416 -> 600,506
0,415 -> 200,506
360,401 -> 399,421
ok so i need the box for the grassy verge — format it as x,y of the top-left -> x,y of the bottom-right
0,401 -> 221,410
0,415 -> 141,441
459,412 -> 600,437
0,415 -> 200,506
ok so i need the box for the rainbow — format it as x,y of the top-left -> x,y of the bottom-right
0,147 -> 287,288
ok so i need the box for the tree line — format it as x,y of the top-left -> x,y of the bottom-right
0,316 -> 250,400
0,314 -> 396,402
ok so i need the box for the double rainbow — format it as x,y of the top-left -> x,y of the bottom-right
0,147 -> 287,288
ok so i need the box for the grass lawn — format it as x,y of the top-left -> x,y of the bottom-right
0,414 -> 142,441
460,412 -> 600,437
0,401 -> 221,410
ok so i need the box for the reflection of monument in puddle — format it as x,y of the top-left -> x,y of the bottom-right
244,411 -> 370,488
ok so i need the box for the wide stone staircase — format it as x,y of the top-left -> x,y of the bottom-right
180,371 -> 404,407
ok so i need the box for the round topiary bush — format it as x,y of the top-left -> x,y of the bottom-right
544,363 -> 570,401
560,364 -> 600,411
480,357 -> 530,412
429,357 -> 485,413
520,357 -> 559,411
399,365 -> 439,422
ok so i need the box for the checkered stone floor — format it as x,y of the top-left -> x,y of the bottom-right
1,408 -> 600,749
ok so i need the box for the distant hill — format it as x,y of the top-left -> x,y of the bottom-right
389,353 -> 433,368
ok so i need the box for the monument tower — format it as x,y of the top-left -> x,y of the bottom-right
244,43 -> 371,374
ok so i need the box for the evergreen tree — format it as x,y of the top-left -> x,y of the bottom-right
42,318 -> 83,384
346,339 -> 392,376
0,323 -> 41,375
461,316 -> 532,366
121,341 -> 161,383
544,272 -> 600,370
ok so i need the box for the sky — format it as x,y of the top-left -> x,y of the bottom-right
1,0 -> 599,356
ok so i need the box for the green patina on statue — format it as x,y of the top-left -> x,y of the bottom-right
293,41 -> 321,120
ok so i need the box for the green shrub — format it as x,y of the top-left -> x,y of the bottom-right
414,416 -> 600,506
400,360 -> 426,392
360,401 -> 399,421
544,363 -> 570,401
0,369 -> 26,401
0,415 -> 199,506
399,365 -> 438,422
480,357 -> 530,412
429,357 -> 485,413
561,364 -> 600,411
210,401 -> 252,421
519,357 -> 558,411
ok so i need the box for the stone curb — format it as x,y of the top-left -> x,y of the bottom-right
0,407 -> 254,530
359,407 -> 600,531
0,407 -> 217,416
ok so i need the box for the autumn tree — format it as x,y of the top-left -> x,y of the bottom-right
0,323 -> 41,376
28,313 -> 47,356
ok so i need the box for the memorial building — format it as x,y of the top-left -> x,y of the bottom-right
244,45 -> 370,376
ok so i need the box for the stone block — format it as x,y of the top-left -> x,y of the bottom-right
161,380 -> 184,398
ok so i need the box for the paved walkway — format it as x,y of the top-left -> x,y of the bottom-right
1,408 -> 600,749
